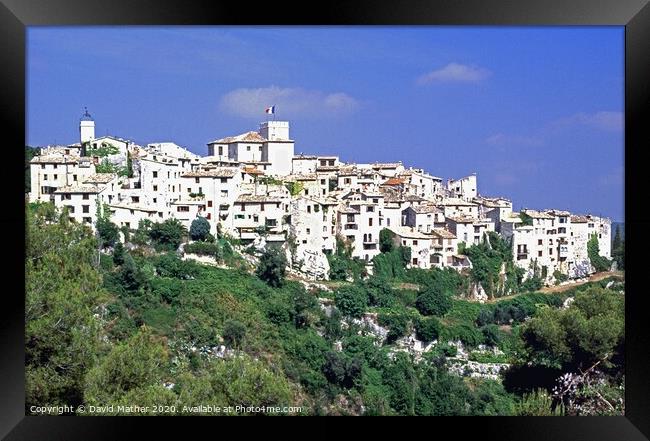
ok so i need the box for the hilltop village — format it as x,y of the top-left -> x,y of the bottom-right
28,110 -> 612,284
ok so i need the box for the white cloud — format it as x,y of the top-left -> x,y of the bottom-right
486,133 -> 544,147
417,62 -> 491,85
553,111 -> 623,132
219,86 -> 359,119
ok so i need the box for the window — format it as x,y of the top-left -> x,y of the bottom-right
221,190 -> 228,197
195,177 -> 200,184
53,174 -> 58,180
218,146 -> 223,155
259,146 -> 263,151
220,178 -> 227,183
83,217 -> 92,223
187,188 -> 191,193
206,213 -> 211,220
83,194 -> 89,200
261,203 -> 265,211
538,250 -> 543,257
538,239 -> 543,245
306,228 -> 311,234
549,248 -> 553,255
321,179 -> 326,185
235,214 -> 245,219
153,185 -> 158,191
43,174 -> 48,180
208,200 -> 213,207
367,206 -> 374,212
412,258 -> 419,265
177,206 -> 189,212
41,164 -> 45,169
73,175 -> 77,181
67,206 -> 75,213
347,214 -> 354,222
247,146 -> 251,151
307,206 -> 311,213
198,187 -> 202,194
53,164 -> 58,169
153,171 -> 158,178
344,178 -> 351,184
153,198 -> 157,203
369,218 -> 373,226
82,205 -> 89,213
413,240 -> 418,245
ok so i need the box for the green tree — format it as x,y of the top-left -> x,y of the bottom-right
520,286 -> 624,370
379,228 -> 394,253
334,285 -> 368,318
84,327 -> 167,407
611,225 -> 624,270
25,146 -> 39,193
415,317 -> 442,342
415,285 -> 452,316
256,245 -> 287,287
149,218 -> 187,251
113,241 -> 125,266
95,202 -> 120,248
587,233 -> 611,272
222,319 -> 246,349
189,217 -> 211,241
26,204 -> 106,411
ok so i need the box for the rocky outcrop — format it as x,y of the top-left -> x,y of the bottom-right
294,248 -> 330,280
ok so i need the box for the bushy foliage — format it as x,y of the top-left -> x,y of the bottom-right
379,228 -> 394,253
222,319 -> 246,348
415,285 -> 452,317
256,245 -> 287,287
588,233 -> 611,272
327,236 -> 367,281
26,203 -> 106,410
378,313 -> 411,343
520,286 -> 624,370
189,217 -> 211,241
415,317 -> 442,342
464,232 -> 524,298
334,284 -> 369,318
372,246 -> 410,280
148,218 -> 187,251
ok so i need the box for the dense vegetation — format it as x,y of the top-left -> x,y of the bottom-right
26,203 -> 625,416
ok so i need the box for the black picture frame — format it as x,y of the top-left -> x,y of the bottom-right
1,0 -> 648,438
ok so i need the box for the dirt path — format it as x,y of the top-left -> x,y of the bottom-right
483,271 -> 624,303
539,271 -> 624,294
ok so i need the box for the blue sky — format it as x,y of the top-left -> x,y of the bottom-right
26,27 -> 624,221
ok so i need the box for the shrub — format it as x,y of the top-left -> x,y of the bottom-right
415,317 -> 442,342
481,324 -> 502,346
334,285 -> 368,318
189,217 -> 211,241
222,319 -> 246,349
415,285 -> 452,316
378,313 -> 410,343
256,246 -> 287,287
149,218 -> 186,251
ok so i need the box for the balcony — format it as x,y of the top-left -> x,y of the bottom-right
517,253 -> 528,260
344,223 -> 358,230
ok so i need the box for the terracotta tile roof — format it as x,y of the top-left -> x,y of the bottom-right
243,166 -> 265,175
382,177 -> 405,186
570,215 -> 589,223
409,204 -> 442,214
54,184 -> 103,194
235,194 -> 283,203
83,173 -> 117,184
388,226 -> 432,240
30,155 -> 80,164
522,209 -> 554,219
430,228 -> 456,239
209,131 -> 266,144
181,168 -> 238,178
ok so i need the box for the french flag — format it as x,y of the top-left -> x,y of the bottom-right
265,105 -> 275,114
